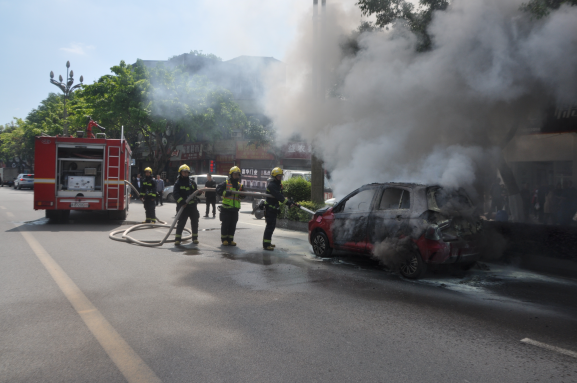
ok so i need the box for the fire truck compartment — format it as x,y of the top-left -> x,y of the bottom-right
57,145 -> 104,197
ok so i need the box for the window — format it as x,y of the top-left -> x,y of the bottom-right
379,188 -> 410,210
341,189 -> 376,213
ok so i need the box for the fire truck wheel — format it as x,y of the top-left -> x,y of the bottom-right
109,209 -> 127,221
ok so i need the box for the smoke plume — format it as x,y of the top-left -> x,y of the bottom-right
265,0 -> 577,198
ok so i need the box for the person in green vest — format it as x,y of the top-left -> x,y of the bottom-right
216,166 -> 245,246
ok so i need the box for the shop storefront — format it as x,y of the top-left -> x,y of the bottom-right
282,142 -> 311,170
235,141 -> 278,192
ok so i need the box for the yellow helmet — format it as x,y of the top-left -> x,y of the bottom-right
271,167 -> 283,177
178,164 -> 190,173
144,167 -> 153,173
229,166 -> 241,175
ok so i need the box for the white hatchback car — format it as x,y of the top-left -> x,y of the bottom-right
163,174 -> 228,202
14,174 -> 34,190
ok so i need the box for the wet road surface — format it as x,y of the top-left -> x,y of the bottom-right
1,187 -> 576,382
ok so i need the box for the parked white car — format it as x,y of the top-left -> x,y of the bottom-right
163,174 -> 228,202
14,174 -> 34,190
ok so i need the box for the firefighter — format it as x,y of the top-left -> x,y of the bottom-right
215,166 -> 245,246
141,167 -> 157,224
263,167 -> 298,251
173,164 -> 201,246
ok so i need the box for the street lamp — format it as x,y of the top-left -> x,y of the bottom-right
50,61 -> 83,136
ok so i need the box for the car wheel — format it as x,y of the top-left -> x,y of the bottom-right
459,261 -> 476,271
312,231 -> 333,257
109,209 -> 127,220
17,184 -> 21,190
167,193 -> 175,203
399,251 -> 427,279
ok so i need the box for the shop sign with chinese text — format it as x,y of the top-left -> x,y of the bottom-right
283,142 -> 311,159
235,141 -> 274,160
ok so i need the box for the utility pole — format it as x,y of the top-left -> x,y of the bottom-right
310,0 -> 326,204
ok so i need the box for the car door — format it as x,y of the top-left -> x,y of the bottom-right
367,187 -> 412,252
331,186 -> 378,252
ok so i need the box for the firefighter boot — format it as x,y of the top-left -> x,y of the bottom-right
222,241 -> 229,246
193,233 -> 199,245
229,238 -> 237,246
175,234 -> 182,246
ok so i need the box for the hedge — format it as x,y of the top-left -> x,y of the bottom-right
280,200 -> 325,222
282,177 -> 311,203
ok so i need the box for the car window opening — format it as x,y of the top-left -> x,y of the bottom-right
379,188 -> 410,210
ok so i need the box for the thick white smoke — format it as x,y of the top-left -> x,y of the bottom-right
265,0 -> 577,198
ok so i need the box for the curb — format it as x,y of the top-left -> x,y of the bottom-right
276,219 -> 308,233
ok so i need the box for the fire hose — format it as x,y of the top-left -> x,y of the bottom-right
109,184 -> 315,247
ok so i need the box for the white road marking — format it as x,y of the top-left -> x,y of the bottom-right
6,212 -> 14,218
521,338 -> 577,359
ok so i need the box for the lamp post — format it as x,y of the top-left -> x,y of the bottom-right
50,61 -> 83,136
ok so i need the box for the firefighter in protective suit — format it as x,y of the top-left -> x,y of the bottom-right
216,166 -> 245,246
263,167 -> 299,250
173,164 -> 201,246
141,167 -> 157,223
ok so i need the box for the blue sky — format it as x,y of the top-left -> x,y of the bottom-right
0,0 -> 313,124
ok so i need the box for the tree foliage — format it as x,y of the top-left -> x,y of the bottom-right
2,52 -> 269,175
356,0 -> 449,51
520,0 -> 577,19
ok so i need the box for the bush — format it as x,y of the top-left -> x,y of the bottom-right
281,200 -> 325,222
282,177 -> 311,203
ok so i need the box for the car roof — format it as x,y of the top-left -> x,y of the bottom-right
366,182 -> 430,190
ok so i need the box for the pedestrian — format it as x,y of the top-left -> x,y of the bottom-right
136,174 -> 142,195
131,175 -> 137,199
140,168 -> 157,224
204,174 -> 217,218
544,188 -> 554,225
155,175 -> 165,206
215,166 -> 245,246
519,183 -> 531,222
262,167 -> 299,251
490,178 -> 503,213
173,164 -> 200,246
0,174 -> 3,187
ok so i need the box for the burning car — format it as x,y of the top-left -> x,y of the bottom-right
308,183 -> 483,279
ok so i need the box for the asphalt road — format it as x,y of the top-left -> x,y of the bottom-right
1,187 -> 577,382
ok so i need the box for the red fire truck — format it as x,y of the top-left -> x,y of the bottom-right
34,121 -> 132,220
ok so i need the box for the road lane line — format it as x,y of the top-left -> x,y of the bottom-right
521,338 -> 577,359
18,229 -> 162,383
6,212 -> 14,218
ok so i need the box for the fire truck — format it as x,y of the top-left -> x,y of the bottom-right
34,119 -> 132,220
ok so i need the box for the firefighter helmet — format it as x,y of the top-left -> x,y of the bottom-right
229,166 -> 241,175
271,167 -> 283,177
178,164 -> 190,173
144,167 -> 153,173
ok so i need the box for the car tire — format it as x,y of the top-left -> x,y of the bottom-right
312,231 -> 333,258
109,209 -> 127,221
459,261 -> 476,271
399,251 -> 427,279
167,193 -> 175,203
17,184 -> 21,190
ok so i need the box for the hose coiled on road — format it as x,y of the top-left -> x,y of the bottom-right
109,182 -> 314,247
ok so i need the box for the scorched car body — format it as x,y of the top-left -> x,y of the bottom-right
308,183 -> 483,279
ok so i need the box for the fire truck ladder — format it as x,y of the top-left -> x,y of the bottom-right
106,146 -> 121,210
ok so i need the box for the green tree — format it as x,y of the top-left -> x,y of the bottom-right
356,0 -> 449,51
521,0 -> 577,19
0,119 -> 34,171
